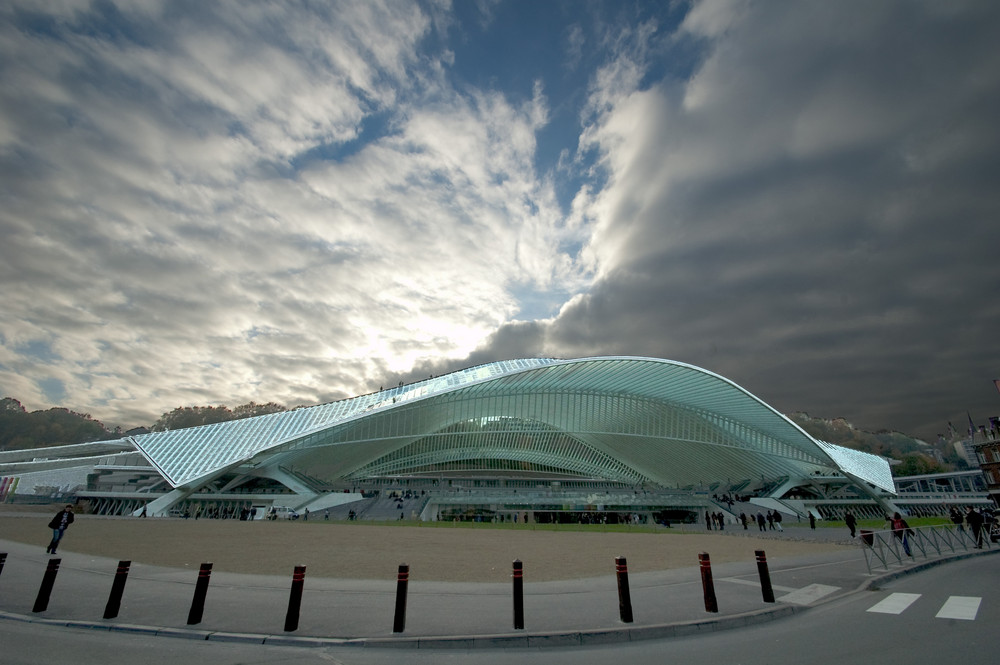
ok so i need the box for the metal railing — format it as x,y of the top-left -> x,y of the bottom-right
860,523 -> 994,574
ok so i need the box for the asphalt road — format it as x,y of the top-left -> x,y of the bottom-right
3,555 -> 995,665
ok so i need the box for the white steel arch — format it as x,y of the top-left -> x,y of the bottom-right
129,357 -> 893,499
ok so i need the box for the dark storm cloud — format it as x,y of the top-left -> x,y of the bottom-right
459,1 -> 1000,440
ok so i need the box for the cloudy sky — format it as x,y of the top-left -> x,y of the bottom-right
2,0 -> 998,441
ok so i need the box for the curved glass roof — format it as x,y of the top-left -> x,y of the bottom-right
129,357 -> 894,493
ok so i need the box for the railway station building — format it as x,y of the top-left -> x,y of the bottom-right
3,357 -> 987,523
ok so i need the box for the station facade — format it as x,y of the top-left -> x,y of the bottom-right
1,357 -> 991,522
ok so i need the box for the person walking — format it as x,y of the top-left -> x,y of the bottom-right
966,506 -> 984,548
889,512 -> 914,557
46,504 -> 75,555
773,510 -> 783,532
950,507 -> 965,532
845,510 -> 857,538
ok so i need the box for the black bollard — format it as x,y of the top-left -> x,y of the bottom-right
186,562 -> 213,625
615,556 -> 634,623
755,550 -> 775,603
103,560 -> 132,619
32,558 -> 61,613
284,565 -> 307,632
392,564 -> 409,633
0,552 -> 6,578
698,552 -> 718,613
512,559 -> 524,630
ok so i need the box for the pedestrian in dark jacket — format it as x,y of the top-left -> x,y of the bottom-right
845,511 -> 857,538
46,504 -> 75,554
967,507 -> 984,548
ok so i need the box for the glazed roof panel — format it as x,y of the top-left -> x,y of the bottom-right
129,356 -> 892,492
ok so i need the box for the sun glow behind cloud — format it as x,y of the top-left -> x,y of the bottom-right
0,0 -> 597,423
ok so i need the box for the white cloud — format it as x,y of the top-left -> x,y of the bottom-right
679,0 -> 746,39
0,1 -> 594,426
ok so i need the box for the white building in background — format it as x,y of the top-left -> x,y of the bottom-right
952,439 -> 974,466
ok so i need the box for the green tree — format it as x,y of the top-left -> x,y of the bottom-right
152,405 -> 234,431
894,453 -> 945,477
231,401 -> 286,419
1,397 -> 26,413
0,398 -> 111,450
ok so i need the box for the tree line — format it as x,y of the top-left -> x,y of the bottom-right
789,412 -> 963,476
0,396 -> 286,451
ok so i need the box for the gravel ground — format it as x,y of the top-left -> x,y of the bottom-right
1,506 -> 849,583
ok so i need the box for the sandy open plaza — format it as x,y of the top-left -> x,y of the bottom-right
7,504 -> 992,650
1,506 -> 851,583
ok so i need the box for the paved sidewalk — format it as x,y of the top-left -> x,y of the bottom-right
2,533 -> 993,649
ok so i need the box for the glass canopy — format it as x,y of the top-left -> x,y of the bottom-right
130,357 -> 894,494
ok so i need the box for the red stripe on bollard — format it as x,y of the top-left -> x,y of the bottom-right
32,558 -> 61,613
512,559 -> 524,630
284,565 -> 307,632
615,556 -> 634,623
755,550 -> 775,603
186,562 -> 213,625
392,564 -> 409,633
103,560 -> 132,619
699,552 -> 718,613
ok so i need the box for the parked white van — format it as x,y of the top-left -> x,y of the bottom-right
267,506 -> 299,520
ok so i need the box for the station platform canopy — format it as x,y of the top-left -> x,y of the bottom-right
129,357 -> 894,497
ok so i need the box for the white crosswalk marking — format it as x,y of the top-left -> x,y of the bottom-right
935,596 -> 981,620
866,593 -> 983,620
867,593 -> 921,614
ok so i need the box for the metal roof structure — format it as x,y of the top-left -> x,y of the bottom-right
129,357 -> 894,496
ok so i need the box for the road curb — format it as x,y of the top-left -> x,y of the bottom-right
1,549 -> 995,650
0,601 -> 807,649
